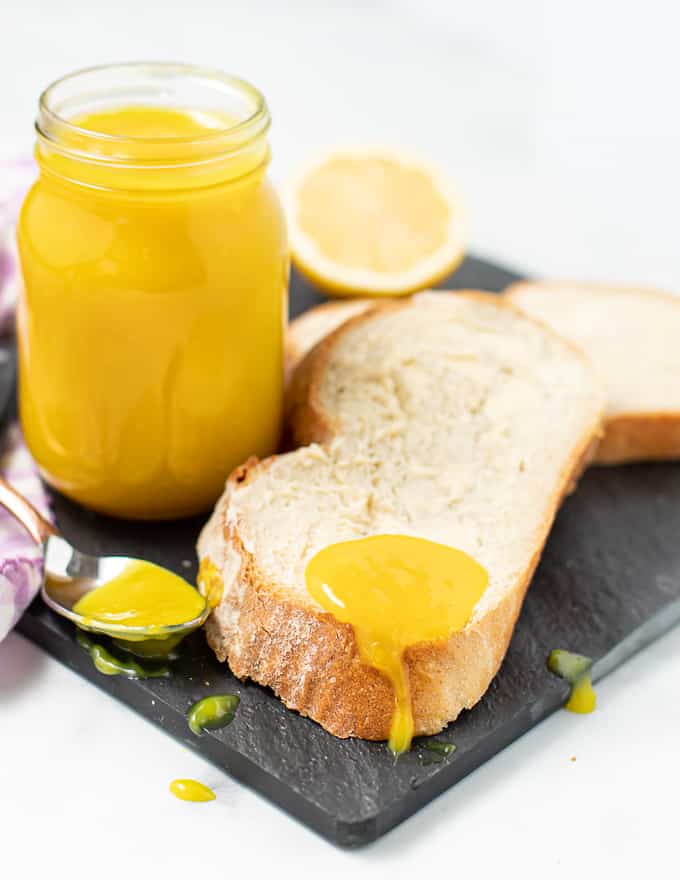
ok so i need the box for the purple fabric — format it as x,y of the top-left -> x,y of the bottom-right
0,424 -> 52,640
0,157 -> 52,642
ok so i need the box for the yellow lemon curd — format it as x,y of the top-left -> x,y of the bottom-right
565,674 -> 597,713
169,779 -> 216,802
18,85 -> 287,519
73,560 -> 205,631
547,649 -> 597,715
305,535 -> 488,754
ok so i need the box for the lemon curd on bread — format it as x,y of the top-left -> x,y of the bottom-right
306,535 -> 488,754
198,292 -> 603,749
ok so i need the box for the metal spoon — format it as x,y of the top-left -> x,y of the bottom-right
0,476 -> 209,646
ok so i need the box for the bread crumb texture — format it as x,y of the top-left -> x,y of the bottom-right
198,292 -> 603,740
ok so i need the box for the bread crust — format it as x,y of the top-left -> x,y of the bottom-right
595,412 -> 680,464
506,280 -> 680,465
285,299 -> 374,384
200,292 -> 602,740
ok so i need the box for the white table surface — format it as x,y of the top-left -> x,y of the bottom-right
2,2 -> 679,876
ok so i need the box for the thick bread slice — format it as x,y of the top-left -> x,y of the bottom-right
506,282 -> 680,464
198,292 -> 603,741
285,299 -> 374,382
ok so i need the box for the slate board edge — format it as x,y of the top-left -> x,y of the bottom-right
14,607 -> 345,844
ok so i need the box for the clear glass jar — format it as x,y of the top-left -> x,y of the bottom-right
17,63 -> 288,519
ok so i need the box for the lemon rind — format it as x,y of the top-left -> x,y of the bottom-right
283,146 -> 468,297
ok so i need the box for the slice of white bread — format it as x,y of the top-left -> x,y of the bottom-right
506,282 -> 680,464
285,298 -> 374,383
198,292 -> 603,741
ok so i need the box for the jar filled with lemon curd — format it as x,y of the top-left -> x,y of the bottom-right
18,64 -> 288,519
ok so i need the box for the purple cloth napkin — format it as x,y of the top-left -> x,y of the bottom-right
0,157 -> 53,642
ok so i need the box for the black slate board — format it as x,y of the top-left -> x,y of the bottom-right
0,336 -> 16,428
12,256 -> 680,847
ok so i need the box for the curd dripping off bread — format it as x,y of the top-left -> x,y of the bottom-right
198,293 -> 603,743
506,282 -> 680,464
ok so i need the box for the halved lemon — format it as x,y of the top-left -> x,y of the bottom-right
284,147 -> 467,297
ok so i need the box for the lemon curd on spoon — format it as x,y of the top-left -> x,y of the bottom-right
305,535 -> 488,755
73,560 -> 206,631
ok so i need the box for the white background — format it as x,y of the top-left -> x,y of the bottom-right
2,1 -> 679,876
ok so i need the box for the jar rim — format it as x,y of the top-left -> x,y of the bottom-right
37,61 -> 270,159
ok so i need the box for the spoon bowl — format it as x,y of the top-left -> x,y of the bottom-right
0,476 -> 209,648
42,534 -> 209,640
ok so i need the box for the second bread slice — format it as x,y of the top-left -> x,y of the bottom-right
507,282 -> 680,463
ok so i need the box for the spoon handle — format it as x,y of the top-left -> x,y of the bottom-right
0,475 -> 57,545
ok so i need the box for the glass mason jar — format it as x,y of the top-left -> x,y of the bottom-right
17,63 -> 288,519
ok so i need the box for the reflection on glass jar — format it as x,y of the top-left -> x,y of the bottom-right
18,63 -> 288,519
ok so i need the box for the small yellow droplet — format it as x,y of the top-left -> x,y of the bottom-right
565,674 -> 596,714
169,779 -> 216,802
